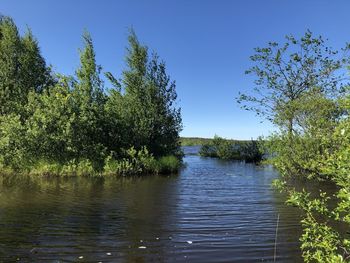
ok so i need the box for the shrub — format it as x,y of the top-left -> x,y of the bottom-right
103,146 -> 157,176
241,140 -> 264,163
76,159 -> 95,176
29,161 -> 62,176
156,155 -> 181,174
199,144 -> 217,157
0,114 -> 30,170
199,136 -> 263,163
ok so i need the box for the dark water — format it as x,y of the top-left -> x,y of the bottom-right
0,146 -> 303,262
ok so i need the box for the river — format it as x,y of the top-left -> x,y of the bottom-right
0,146 -> 303,262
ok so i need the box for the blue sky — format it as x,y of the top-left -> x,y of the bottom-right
1,0 -> 350,139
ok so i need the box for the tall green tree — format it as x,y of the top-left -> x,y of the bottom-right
0,16 -> 52,116
0,16 -> 22,115
75,31 -> 105,108
120,30 -> 150,150
238,30 -> 349,135
72,31 -> 107,165
145,54 -> 182,156
106,30 -> 182,157
20,29 -> 53,94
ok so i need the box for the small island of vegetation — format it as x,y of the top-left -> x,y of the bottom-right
198,135 -> 263,163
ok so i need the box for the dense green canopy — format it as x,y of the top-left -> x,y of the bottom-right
0,16 -> 182,175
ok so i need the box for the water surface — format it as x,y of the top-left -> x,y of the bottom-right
0,146 -> 303,262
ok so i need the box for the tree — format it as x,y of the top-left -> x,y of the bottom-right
106,30 -> 182,157
0,17 -> 183,175
72,31 -> 107,166
241,32 -> 350,262
238,30 -> 349,135
25,78 -> 77,164
0,16 -> 52,116
0,16 -> 22,115
20,29 -> 53,94
75,31 -> 105,108
145,54 -> 182,156
120,30 -> 151,150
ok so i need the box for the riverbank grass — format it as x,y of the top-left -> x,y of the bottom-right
0,147 -> 182,177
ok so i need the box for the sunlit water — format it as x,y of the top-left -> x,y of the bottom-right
0,146 -> 303,262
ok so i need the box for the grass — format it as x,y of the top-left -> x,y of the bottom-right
0,154 -> 182,178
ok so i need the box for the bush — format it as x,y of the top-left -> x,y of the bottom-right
103,147 -> 181,176
199,144 -> 217,157
241,140 -> 264,163
29,161 -> 62,176
156,155 -> 181,174
199,136 -> 263,163
0,114 -> 30,170
199,135 -> 240,159
75,159 -> 95,176
103,146 -> 157,176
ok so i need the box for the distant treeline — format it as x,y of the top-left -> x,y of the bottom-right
0,16 -> 182,176
180,137 -> 251,146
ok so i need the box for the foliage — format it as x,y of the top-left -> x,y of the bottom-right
0,114 -> 29,170
243,30 -> 350,262
25,80 -> 77,164
29,159 -> 96,177
106,30 -> 182,157
199,135 -> 263,163
241,139 -> 265,163
0,16 -> 182,176
103,147 -> 180,176
200,135 -> 239,159
156,155 -> 181,174
0,16 -> 52,116
104,147 -> 155,176
238,30 -> 349,135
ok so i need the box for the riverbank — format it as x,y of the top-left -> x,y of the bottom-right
0,151 -> 181,177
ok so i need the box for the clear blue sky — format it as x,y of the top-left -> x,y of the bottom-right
1,0 -> 350,139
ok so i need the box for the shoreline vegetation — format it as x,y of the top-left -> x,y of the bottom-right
239,31 -> 350,262
0,16 -> 182,177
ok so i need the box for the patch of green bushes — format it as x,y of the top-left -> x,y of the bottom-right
0,16 -> 183,176
155,155 -> 181,174
104,147 -> 181,176
199,135 -> 263,163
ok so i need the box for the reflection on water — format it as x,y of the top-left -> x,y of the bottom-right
0,146 -> 303,262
